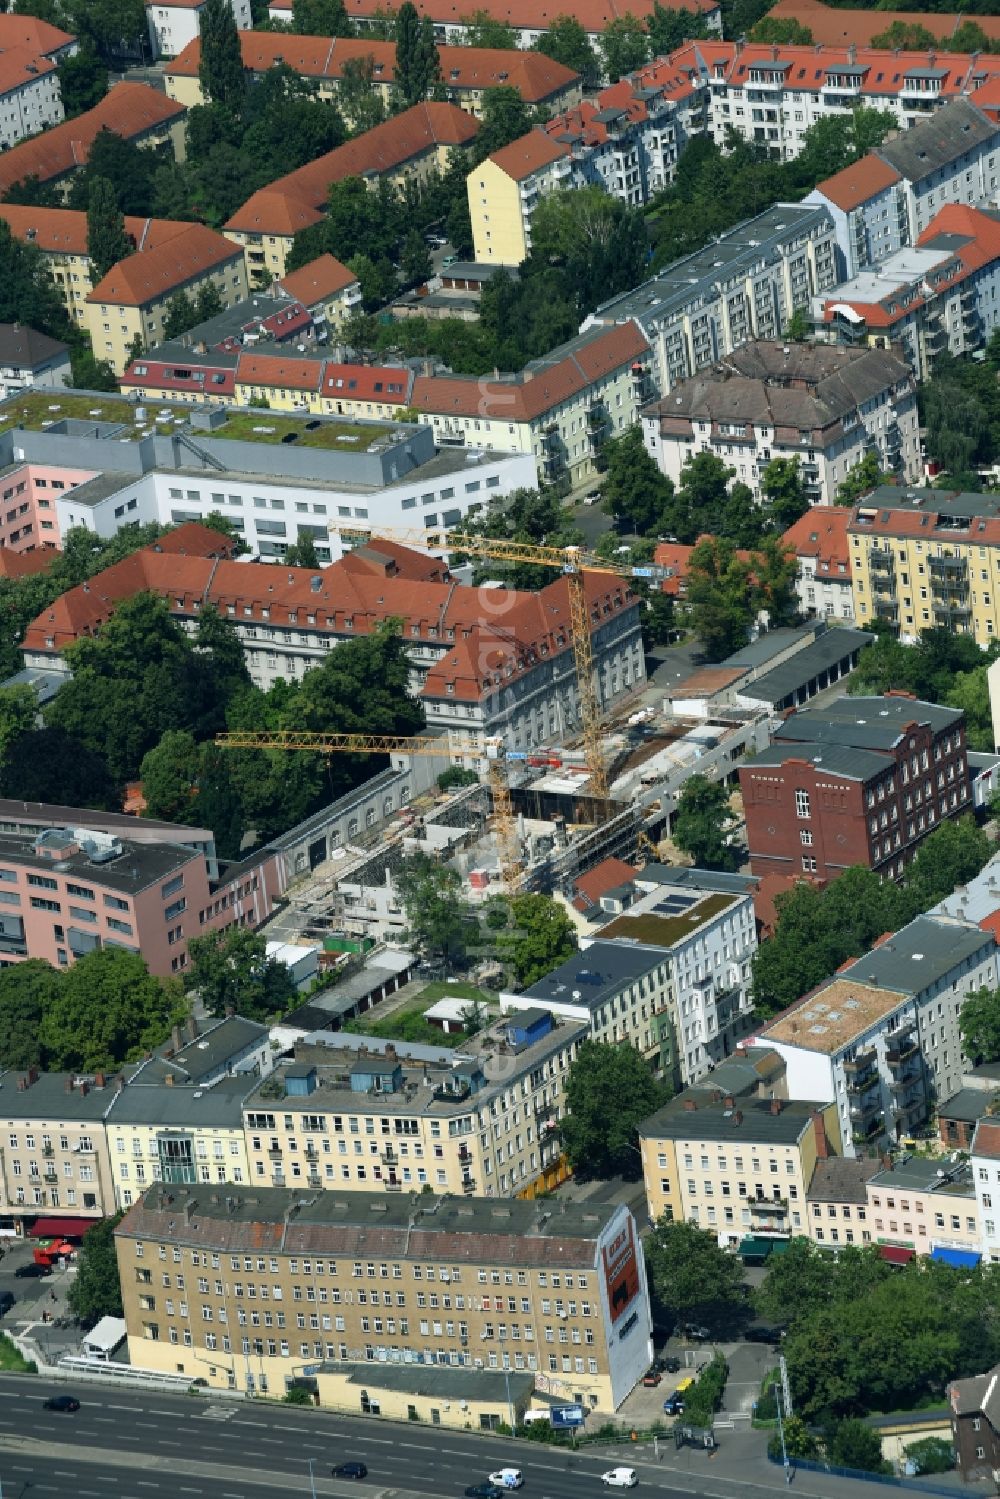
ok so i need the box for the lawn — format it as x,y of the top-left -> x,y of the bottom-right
0,1334 -> 35,1373
0,391 -> 137,434
418,981 -> 492,1005
213,412 -> 395,451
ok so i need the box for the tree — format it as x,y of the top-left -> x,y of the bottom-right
195,279 -> 223,322
960,986 -> 1000,1066
825,1418 -> 890,1475
836,450 -> 888,506
753,534 -> 798,627
437,765 -> 479,791
904,1438 -> 955,1476
783,305 -> 811,342
62,0 -> 146,64
292,0 -> 352,33
951,21 -> 998,55
599,14 -> 648,83
685,537 -> 754,661
0,219 -> 73,345
163,289 -> 197,338
600,426 -> 677,536
646,3 -> 710,55
762,457 -> 809,531
500,893 -> 577,988
39,949 -> 187,1073
527,186 -> 647,314
70,346 -> 119,392
401,226 -> 432,285
870,20 -> 938,50
69,128 -> 155,217
68,1213 -> 125,1329
673,774 -> 738,871
561,1039 -> 670,1181
395,1 -> 440,107
904,815 -> 990,911
58,45 -> 109,118
338,55 -> 387,132
750,16 -> 812,43
535,16 -> 599,88
0,683 -> 38,770
86,174 -> 132,282
0,959 -> 62,1070
755,1237 -> 838,1326
395,850 -> 471,969
474,85 -> 536,162
460,9 -> 517,47
198,0 -> 247,112
644,1218 -> 746,1331
188,927 -> 296,1020
283,530 -> 320,568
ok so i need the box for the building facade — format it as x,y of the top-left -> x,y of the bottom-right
782,506 -> 854,621
805,1154 -> 880,1249
866,1155 -> 981,1260
0,49 -> 62,151
145,0 -> 251,59
739,693 -> 969,883
0,324 -> 70,400
641,341 -> 919,505
114,1185 -> 654,1411
0,1069 -> 117,1233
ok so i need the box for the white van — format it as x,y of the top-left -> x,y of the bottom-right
489,1471 -> 524,1490
521,1409 -> 552,1426
602,1470 -> 638,1489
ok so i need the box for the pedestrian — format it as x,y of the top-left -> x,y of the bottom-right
50,1290 -> 56,1302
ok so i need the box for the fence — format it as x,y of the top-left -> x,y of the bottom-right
769,1452 -> 967,1496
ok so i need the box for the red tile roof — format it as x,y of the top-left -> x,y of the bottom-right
225,101 -> 477,235
0,48 -> 56,98
814,154 -> 901,214
412,321 -> 648,423
322,363 -> 411,403
781,507 -> 852,580
0,14 -> 75,55
121,359 -> 236,398
486,129 -> 570,180
269,0 -> 719,27
235,353 -> 323,392
0,203 -> 198,258
573,857 -> 638,911
0,82 -> 185,197
278,253 -> 358,305
971,1119 -> 1000,1160
766,0 -> 1000,48
87,223 -> 243,307
0,547 -> 57,580
23,534 -> 637,708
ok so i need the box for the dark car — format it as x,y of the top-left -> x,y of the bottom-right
662,1393 -> 685,1416
744,1323 -> 784,1345
15,1262 -> 50,1279
681,1322 -> 710,1341
0,1292 -> 14,1316
662,1356 -> 682,1373
332,1462 -> 368,1480
464,1487 -> 503,1499
42,1394 -> 79,1412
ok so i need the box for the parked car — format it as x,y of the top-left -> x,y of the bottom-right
641,1368 -> 661,1387
15,1262 -> 50,1278
0,1292 -> 14,1315
464,1486 -> 503,1499
42,1394 -> 79,1412
744,1323 -> 784,1345
681,1322 -> 710,1340
662,1393 -> 685,1417
488,1472 -> 523,1491
442,255 -> 459,268
602,1470 -> 638,1489
662,1356 -> 682,1374
332,1463 -> 368,1479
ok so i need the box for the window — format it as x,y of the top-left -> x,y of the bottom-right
795,789 -> 811,819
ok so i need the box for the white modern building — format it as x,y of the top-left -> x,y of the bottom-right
641,341 -> 919,504
145,0 -> 251,60
0,48 -> 62,150
971,1117 -> 1000,1264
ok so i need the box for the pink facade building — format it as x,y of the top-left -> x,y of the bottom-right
0,462 -> 97,551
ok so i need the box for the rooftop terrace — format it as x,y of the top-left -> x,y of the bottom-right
0,392 -> 141,437
209,412 -> 396,450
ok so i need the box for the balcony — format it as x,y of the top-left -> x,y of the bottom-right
885,1033 -> 918,1067
844,1059 -> 878,1096
268,1145 -> 282,1158
874,600 -> 899,622
933,603 -> 971,625
307,1172 -> 322,1188
749,1196 -> 788,1217
869,551 -> 895,575
381,1146 -> 398,1164
461,1176 -> 476,1195
304,1145 -> 319,1162
271,1171 -> 286,1187
928,554 -> 968,577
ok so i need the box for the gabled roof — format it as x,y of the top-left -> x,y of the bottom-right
235,353 -> 323,393
767,0 -> 1000,49
0,202 -> 198,258
0,322 -> 68,369
321,363 -> 411,403
486,128 -> 570,181
225,102 -> 477,235
572,857 -> 638,911
781,505 -> 852,579
878,98 -> 998,184
87,223 -> 242,308
0,47 -> 56,98
0,83 -> 185,197
267,0 -> 719,28
0,14 -> 75,55
278,253 -> 358,305
814,154 -> 901,213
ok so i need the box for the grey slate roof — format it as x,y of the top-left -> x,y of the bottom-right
775,694 -> 963,752
637,865 -> 757,894
107,1073 -> 256,1127
518,939 -> 666,1012
136,1016 -> 267,1085
938,1087 -> 997,1124
744,741 -> 889,780
639,1093 -> 823,1144
341,1363 -> 536,1403
842,915 -> 995,994
644,343 -> 910,434
740,627 -> 873,706
807,1155 -> 880,1205
0,323 -> 68,370
0,1070 -> 118,1120
878,98 -> 998,185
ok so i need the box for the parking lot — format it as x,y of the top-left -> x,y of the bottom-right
617,1333 -> 777,1426
0,1235 -> 82,1363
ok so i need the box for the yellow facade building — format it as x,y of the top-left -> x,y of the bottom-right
0,1069 -> 117,1234
639,1091 -> 842,1246
849,484 -> 1000,647
106,1075 -> 256,1211
115,1183 -> 654,1411
468,134 -> 573,265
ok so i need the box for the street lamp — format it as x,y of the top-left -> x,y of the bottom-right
307,1457 -> 317,1499
774,1382 -> 792,1485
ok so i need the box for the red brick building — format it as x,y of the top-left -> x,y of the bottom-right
739,693 -> 968,882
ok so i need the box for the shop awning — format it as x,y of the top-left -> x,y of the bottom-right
931,1247 -> 981,1269
29,1216 -> 98,1238
879,1244 -> 915,1266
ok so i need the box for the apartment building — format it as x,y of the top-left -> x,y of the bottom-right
115,1184 -> 653,1410
639,1091 -> 839,1245
164,33 -> 580,118
867,1156 -> 981,1262
0,324 -> 69,400
781,506 -> 854,621
838,915 -> 997,1106
469,134 -> 572,265
0,14 -> 76,62
145,0 -> 250,60
641,341 -> 919,505
0,48 -> 62,151
225,102 -> 479,279
0,395 -> 536,563
585,203 -> 838,394
411,321 -> 654,486
503,882 -> 757,1088
107,1075 -> 257,1211
947,1362 -> 1000,1486
0,1069 -> 117,1233
84,224 -> 249,374
264,0 -> 721,52
805,1155 -> 880,1249
817,205 -> 1000,381
739,693 -> 970,882
242,1008 -> 584,1200
971,1118 -> 1000,1264
18,521 -> 641,748
0,83 -> 185,200
848,484 -> 1000,646
277,254 -> 361,329
805,156 -> 907,280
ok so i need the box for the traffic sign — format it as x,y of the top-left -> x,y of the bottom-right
550,1405 -> 586,1428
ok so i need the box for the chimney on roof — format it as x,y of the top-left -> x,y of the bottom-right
770,1098 -> 782,1115
185,1015 -> 198,1044
682,1097 -> 698,1111
225,1004 -> 235,1019
64,1076 -> 73,1094
724,1095 -> 735,1109
732,1109 -> 743,1126
79,1081 -> 88,1097
115,1074 -> 125,1094
812,1110 -> 830,1161
94,1072 -> 105,1089
172,1024 -> 182,1053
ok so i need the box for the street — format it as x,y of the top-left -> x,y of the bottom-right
0,1374 -> 949,1499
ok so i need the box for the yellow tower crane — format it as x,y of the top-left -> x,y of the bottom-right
336,527 -> 664,802
214,730 -> 525,893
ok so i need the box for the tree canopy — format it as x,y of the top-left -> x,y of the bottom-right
561,1040 -> 671,1181
187,928 -> 296,1021
395,850 -> 472,970
498,893 -> 577,989
68,1213 -> 125,1329
644,1218 -> 746,1332
959,986 -> 1000,1067
673,775 -> 738,870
